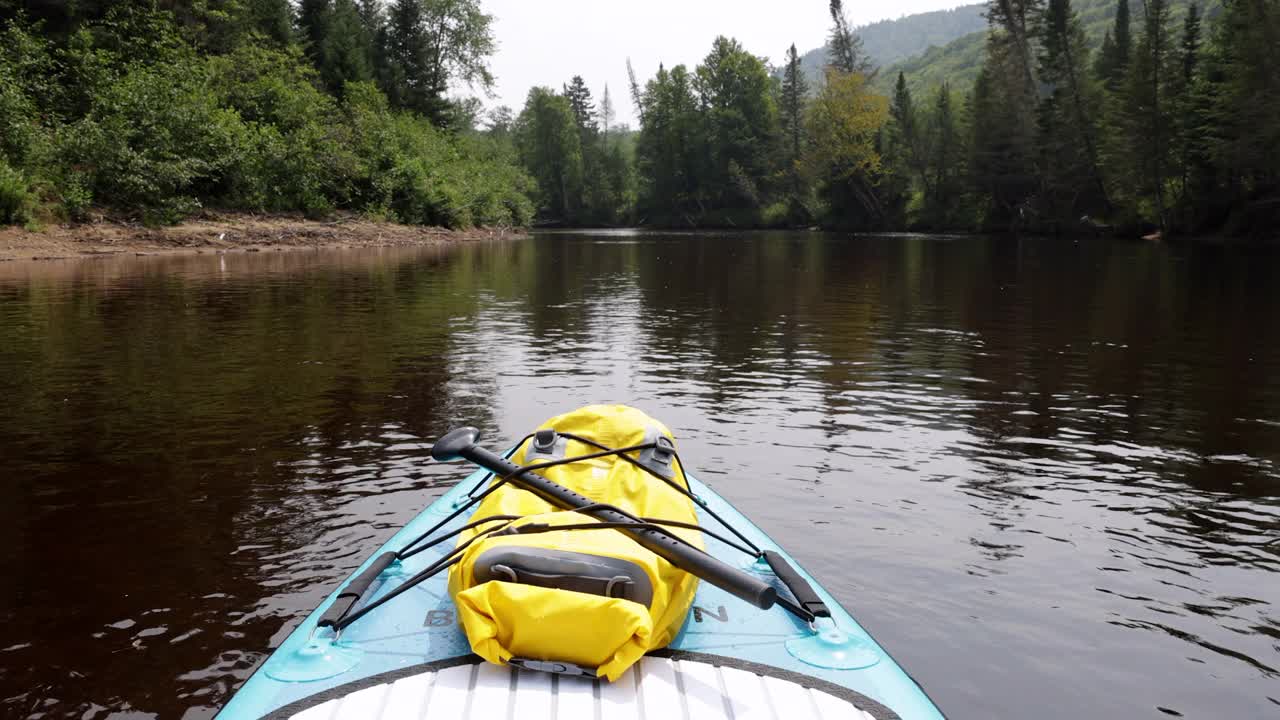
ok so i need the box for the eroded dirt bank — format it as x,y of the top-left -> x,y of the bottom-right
0,213 -> 525,261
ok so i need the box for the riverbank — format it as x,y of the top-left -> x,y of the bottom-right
0,213 -> 526,261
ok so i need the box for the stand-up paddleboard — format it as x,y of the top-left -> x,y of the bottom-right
218,410 -> 945,720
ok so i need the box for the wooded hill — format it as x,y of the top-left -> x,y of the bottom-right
797,5 -> 988,81
871,0 -> 1219,94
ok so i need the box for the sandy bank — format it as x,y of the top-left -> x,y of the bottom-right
0,213 -> 526,261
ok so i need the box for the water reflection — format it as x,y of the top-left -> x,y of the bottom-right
0,234 -> 1276,719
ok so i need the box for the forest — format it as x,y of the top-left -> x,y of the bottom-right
1,0 -> 1278,237
517,0 -> 1279,236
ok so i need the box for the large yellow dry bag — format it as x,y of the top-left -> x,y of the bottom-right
447,405 -> 701,681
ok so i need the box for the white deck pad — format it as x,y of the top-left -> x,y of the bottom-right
288,657 -> 877,720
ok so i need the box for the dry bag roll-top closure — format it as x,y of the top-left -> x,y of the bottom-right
446,405 -> 702,681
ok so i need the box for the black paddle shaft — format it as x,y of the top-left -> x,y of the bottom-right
431,428 -> 777,610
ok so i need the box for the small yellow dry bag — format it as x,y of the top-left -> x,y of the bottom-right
447,405 -> 701,681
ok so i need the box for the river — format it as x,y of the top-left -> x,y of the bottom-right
0,231 -> 1276,719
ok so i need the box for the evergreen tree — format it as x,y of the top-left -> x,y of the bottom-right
598,85 -> 616,139
985,0 -> 1042,99
298,0 -> 331,58
626,58 -> 645,122
889,71 -> 926,197
1170,4 -> 1202,209
1114,0 -> 1131,72
382,0 -> 494,125
1179,3 -> 1201,89
969,59 -> 1037,227
319,0 -> 374,94
384,0 -> 431,113
972,0 -> 1042,227
780,44 -> 808,163
926,83 -> 965,226
1035,0 -> 1108,222
245,0 -> 294,45
1094,0 -> 1132,88
827,0 -> 874,75
1096,30 -> 1117,82
780,43 -> 809,197
1112,0 -> 1176,230
358,0 -> 388,78
563,76 -> 598,136
1205,0 -> 1279,234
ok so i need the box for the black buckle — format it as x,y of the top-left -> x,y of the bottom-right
533,429 -> 558,454
508,657 -> 598,678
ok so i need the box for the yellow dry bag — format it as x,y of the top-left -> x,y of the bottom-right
446,404 -> 701,681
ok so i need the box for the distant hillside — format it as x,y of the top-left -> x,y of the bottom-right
798,4 -> 987,83
869,0 -> 1221,95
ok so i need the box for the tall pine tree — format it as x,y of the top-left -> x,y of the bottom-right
780,43 -> 808,196
827,0 -> 874,76
1114,0 -> 1176,230
1035,0 -> 1108,222
926,83 -> 965,227
1094,0 -> 1132,88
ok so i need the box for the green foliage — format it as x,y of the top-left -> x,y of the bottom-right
0,159 -> 35,225
61,59 -> 244,219
1107,0 -> 1177,227
695,37 -> 780,209
806,70 -> 889,229
1035,0 -> 1109,223
635,63 -> 705,217
514,87 -> 584,222
780,44 -> 810,221
1093,0 -> 1131,87
344,82 -> 533,227
382,0 -> 495,126
0,6 -> 531,229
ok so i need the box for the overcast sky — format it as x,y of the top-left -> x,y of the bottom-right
478,0 -> 971,127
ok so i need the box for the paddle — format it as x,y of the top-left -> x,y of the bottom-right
431,427 -> 778,610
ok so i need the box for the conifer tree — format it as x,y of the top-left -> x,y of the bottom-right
889,71 -> 928,206
827,0 -> 874,76
245,0 -> 294,44
1115,0 -> 1176,230
972,0 -> 1042,227
298,0 -> 330,58
564,76 -> 598,136
1035,0 -> 1108,220
321,0 -> 374,93
598,85 -> 616,139
780,44 -> 808,191
1170,4 -> 1202,208
1094,0 -> 1132,89
927,83 -> 965,226
1114,0 -> 1131,70
1205,0 -> 1279,233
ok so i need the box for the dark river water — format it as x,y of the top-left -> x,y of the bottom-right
0,231 -> 1277,719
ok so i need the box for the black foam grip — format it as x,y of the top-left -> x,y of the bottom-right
763,550 -> 831,618
317,551 -> 398,628
457,443 -> 777,611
